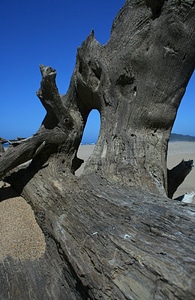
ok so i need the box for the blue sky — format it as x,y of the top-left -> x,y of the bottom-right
0,0 -> 194,144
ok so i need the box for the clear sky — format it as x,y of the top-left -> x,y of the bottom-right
0,0 -> 194,144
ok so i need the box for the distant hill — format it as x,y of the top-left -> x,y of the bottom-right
170,133 -> 195,142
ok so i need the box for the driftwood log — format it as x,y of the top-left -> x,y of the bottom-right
0,1 -> 195,299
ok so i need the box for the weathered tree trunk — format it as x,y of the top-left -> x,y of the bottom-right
1,1 -> 195,299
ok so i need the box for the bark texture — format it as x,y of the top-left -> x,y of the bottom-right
0,0 -> 195,299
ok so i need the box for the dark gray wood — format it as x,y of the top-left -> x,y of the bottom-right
0,1 -> 195,299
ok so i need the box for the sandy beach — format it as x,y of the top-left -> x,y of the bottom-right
167,142 -> 195,198
0,141 -> 194,260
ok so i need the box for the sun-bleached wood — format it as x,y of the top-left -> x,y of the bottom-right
0,1 -> 195,299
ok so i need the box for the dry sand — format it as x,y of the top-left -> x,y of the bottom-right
167,142 -> 195,199
0,182 -> 45,261
0,141 -> 194,261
